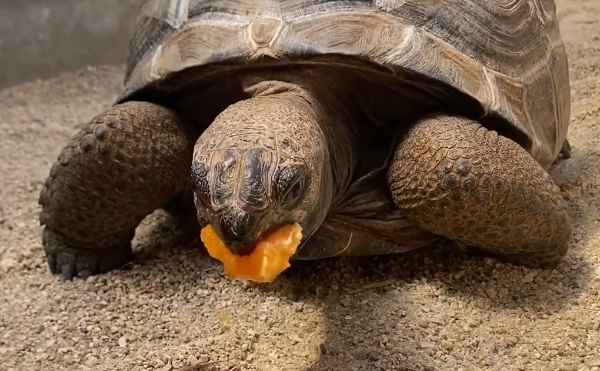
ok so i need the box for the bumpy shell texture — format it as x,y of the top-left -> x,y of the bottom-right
119,0 -> 570,168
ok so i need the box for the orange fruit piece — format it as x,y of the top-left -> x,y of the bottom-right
200,223 -> 303,283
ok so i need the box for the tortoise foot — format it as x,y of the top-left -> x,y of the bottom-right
38,101 -> 196,279
43,228 -> 133,280
387,114 -> 572,270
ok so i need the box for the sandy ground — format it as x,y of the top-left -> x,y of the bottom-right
1,0 -> 600,370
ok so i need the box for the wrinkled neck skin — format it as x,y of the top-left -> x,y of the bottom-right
191,74 -> 357,255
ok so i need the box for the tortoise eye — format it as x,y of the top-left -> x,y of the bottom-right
282,178 -> 304,204
277,164 -> 308,206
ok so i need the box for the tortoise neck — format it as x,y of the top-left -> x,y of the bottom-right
246,78 -> 359,201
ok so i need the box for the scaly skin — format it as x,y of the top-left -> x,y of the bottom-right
39,102 -> 198,280
386,114 -> 572,269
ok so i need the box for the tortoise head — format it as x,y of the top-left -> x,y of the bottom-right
191,82 -> 333,255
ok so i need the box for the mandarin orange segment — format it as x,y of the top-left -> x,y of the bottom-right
200,223 -> 303,283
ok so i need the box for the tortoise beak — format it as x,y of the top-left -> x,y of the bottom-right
212,210 -> 268,256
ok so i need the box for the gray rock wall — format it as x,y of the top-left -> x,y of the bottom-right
0,0 -> 141,89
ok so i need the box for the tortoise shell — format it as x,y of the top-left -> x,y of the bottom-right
117,0 -> 570,169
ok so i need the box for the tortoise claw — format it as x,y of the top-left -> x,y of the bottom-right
43,228 -> 133,280
559,139 -> 572,160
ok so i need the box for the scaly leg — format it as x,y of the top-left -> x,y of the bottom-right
38,102 -> 198,280
386,114 -> 572,269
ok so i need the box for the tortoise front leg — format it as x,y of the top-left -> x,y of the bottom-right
38,102 -> 197,280
386,114 -> 572,269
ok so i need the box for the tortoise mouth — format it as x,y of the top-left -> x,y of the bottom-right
225,222 -> 293,256
206,209 -> 289,256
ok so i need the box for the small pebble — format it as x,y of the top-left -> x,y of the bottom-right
84,356 -> 98,368
289,334 -> 302,344
420,342 -> 436,349
417,318 -> 429,328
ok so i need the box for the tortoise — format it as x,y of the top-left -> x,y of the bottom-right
38,0 -> 574,280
